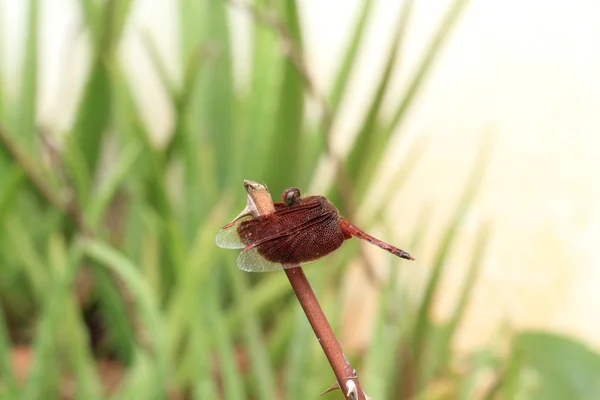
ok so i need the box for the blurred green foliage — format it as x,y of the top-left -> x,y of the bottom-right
0,0 -> 599,399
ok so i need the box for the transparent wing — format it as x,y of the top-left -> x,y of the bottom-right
236,247 -> 314,272
237,247 -> 284,272
215,220 -> 245,249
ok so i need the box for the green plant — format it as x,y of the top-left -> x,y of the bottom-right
1,1 -> 598,399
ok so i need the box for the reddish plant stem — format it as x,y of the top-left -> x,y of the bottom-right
242,180 -> 366,400
284,267 -> 362,394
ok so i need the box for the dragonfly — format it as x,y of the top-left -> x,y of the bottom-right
216,187 -> 414,272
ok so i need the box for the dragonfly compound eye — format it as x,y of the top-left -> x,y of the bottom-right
283,187 -> 301,206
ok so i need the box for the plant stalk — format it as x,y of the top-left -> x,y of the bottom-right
241,180 -> 366,400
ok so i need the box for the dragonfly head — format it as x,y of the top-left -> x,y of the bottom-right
282,187 -> 302,206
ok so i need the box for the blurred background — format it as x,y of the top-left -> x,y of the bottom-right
1,0 -> 599,399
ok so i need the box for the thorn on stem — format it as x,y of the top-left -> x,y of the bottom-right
346,380 -> 358,400
319,381 -> 340,396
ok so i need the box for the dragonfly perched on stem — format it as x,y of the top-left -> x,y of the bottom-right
216,186 -> 414,272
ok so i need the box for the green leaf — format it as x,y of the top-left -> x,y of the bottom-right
369,204 -> 431,399
81,238 -> 168,397
412,134 -> 492,386
511,332 -> 600,400
69,58 -> 112,178
347,0 -> 470,200
226,260 -> 277,399
77,0 -> 101,45
328,0 -> 373,113
384,0 -> 470,136
345,0 -> 414,196
85,142 -> 141,229
141,31 -> 177,104
48,236 -> 102,399
16,0 -> 39,149
165,204 -> 226,359
0,165 -> 23,225
22,295 -> 62,399
4,215 -> 49,300
110,65 -> 173,220
263,1 -> 306,193
201,284 -> 243,400
63,131 -> 92,208
368,136 -> 428,223
70,0 -> 134,177
417,223 -> 491,386
441,223 -> 491,366
21,236 -> 87,400
110,350 -> 156,400
243,0 -> 286,181
179,0 -> 235,188
92,266 -> 136,363
225,272 -> 292,332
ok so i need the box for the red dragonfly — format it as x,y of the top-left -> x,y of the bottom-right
216,187 -> 414,272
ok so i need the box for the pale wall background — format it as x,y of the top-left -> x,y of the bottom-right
2,0 -> 599,354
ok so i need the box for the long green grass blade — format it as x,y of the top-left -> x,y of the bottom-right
178,47 -> 213,240
366,136 -> 428,223
412,135 -> 492,386
0,165 -> 22,225
62,131 -> 92,209
226,261 -> 277,399
48,236 -> 102,399
111,66 -> 172,220
164,41 -> 208,162
111,63 -> 188,296
368,205 -> 430,399
328,0 -> 373,113
16,0 -> 39,148
4,215 -> 48,300
69,1 -> 109,173
165,204 -> 225,360
81,238 -> 167,397
70,0 -> 133,177
69,59 -> 112,178
441,223 -> 491,365
385,0 -> 470,136
170,280 -> 219,399
412,223 -> 491,391
180,0 -> 235,188
110,0 -> 134,46
345,0 -> 414,195
142,32 -> 176,100
22,297 -> 61,399
21,233 -> 88,399
266,302 -> 294,364
225,272 -> 291,331
110,350 -> 155,400
243,0 -> 285,181
203,284 -> 244,400
91,264 -> 136,363
284,307 -> 313,400
85,142 -> 141,229
77,0 -> 101,45
264,1 -> 305,192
